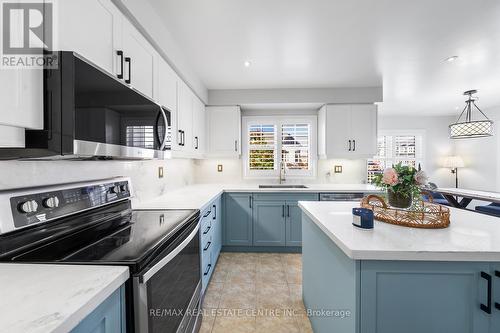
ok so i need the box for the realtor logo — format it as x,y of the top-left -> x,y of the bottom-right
1,0 -> 56,68
2,2 -> 52,54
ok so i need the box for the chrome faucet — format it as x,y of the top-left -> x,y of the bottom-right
279,161 -> 286,184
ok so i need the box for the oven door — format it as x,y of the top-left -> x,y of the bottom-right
133,219 -> 201,333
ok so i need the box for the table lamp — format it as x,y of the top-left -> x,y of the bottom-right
443,156 -> 464,188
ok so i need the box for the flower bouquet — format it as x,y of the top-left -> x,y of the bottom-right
372,163 -> 428,209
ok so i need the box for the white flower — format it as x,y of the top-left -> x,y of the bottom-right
414,170 -> 428,185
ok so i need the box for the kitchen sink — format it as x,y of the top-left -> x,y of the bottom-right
258,185 -> 308,189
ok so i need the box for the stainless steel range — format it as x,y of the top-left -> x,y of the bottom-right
0,178 -> 202,333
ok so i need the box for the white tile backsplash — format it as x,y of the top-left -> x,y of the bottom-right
193,158 -> 368,184
0,159 -> 195,203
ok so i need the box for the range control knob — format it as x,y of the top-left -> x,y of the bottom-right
19,200 -> 39,214
110,185 -> 121,194
43,196 -> 60,209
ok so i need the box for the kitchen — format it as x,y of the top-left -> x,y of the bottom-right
0,0 -> 500,333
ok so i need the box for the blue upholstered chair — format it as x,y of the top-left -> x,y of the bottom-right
475,203 -> 500,217
422,191 -> 450,206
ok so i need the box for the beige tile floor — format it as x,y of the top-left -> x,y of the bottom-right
199,252 -> 313,333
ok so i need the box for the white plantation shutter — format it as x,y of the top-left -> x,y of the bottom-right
248,124 -> 277,170
367,132 -> 424,183
281,124 -> 310,170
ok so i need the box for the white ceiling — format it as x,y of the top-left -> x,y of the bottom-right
146,0 -> 500,115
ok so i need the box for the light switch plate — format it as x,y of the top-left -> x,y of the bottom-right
158,166 -> 164,178
217,164 -> 223,172
334,165 -> 343,173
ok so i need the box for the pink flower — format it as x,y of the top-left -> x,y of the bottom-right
382,168 -> 399,186
414,170 -> 428,185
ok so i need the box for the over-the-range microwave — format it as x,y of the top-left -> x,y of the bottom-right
0,51 -> 172,160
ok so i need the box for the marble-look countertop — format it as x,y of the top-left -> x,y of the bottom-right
0,264 -> 129,333
134,183 -> 380,210
299,201 -> 500,261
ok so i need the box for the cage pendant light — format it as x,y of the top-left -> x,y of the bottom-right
449,90 -> 494,139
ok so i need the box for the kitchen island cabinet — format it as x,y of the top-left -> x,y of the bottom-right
300,201 -> 500,333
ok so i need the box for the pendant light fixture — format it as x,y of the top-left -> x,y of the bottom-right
449,90 -> 494,139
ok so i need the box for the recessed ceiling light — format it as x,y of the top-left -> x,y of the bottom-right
445,56 -> 458,63
244,60 -> 251,67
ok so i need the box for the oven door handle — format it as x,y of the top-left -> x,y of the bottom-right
138,222 -> 200,284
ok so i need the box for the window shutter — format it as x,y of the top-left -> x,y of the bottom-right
281,124 -> 310,170
248,124 -> 276,170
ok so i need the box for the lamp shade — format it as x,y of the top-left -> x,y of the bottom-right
442,156 -> 464,169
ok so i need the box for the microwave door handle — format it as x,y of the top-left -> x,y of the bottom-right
157,106 -> 169,151
138,223 -> 199,284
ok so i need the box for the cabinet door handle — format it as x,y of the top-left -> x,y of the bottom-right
348,140 -> 352,151
213,204 -> 216,220
235,140 -> 238,152
203,241 -> 212,251
249,196 -> 252,209
195,136 -> 199,150
203,264 -> 212,276
116,50 -> 124,79
203,226 -> 211,235
124,57 -> 131,84
480,271 -> 492,314
203,210 -> 212,218
282,205 -> 285,217
353,139 -> 356,151
495,271 -> 500,310
287,205 -> 290,217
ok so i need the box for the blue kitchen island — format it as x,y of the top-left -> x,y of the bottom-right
299,201 -> 500,333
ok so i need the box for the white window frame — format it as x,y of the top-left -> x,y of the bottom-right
367,129 -> 426,182
242,115 -> 317,179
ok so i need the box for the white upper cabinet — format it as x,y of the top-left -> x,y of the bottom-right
350,104 -> 378,157
57,0 -> 122,75
122,20 -> 157,99
176,80 -> 194,152
57,0 -> 157,99
206,106 -> 241,158
318,104 -> 377,159
192,97 -> 206,155
0,69 -> 43,131
157,58 -> 178,112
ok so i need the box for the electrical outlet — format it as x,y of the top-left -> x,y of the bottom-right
158,166 -> 164,178
334,165 -> 343,173
217,164 -> 223,172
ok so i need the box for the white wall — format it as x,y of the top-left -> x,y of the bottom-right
0,159 -> 195,204
378,115 -> 456,188
453,106 -> 500,191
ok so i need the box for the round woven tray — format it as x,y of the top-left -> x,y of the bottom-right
360,194 -> 450,229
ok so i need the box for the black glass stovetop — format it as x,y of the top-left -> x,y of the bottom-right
0,201 -> 199,272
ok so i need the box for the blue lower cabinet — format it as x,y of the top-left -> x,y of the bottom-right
223,193 -> 253,246
360,261 -> 490,333
253,200 -> 286,246
212,195 -> 223,259
71,285 -> 125,333
286,203 -> 303,246
492,265 -> 500,332
302,214 -> 498,333
200,195 -> 222,293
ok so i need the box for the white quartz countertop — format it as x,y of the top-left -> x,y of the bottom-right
134,183 -> 379,210
0,264 -> 129,333
299,201 -> 500,262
